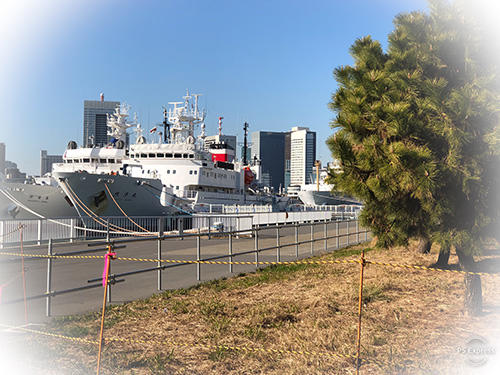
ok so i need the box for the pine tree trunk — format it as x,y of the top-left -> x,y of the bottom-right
456,247 -> 482,316
436,249 -> 450,267
464,274 -> 482,316
416,236 -> 431,254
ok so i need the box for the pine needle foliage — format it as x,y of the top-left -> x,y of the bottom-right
327,0 -> 500,255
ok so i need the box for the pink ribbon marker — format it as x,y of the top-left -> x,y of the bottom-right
102,252 -> 116,287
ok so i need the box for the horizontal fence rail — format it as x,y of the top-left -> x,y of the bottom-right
0,205 -> 362,248
0,218 -> 370,316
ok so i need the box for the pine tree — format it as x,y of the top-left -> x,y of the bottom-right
327,0 -> 499,315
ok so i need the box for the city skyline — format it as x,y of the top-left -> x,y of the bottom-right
0,0 -> 432,175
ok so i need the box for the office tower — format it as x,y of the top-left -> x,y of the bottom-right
284,132 -> 291,190
240,146 -> 251,163
250,131 -> 286,191
290,127 -> 316,185
0,142 -> 5,174
83,93 -> 120,147
40,150 -> 63,176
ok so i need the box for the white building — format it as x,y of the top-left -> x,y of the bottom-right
290,126 -> 316,186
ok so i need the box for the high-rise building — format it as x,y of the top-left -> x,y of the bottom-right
83,94 -> 120,147
290,127 -> 316,186
250,131 -> 286,191
40,150 -> 63,176
240,146 -> 251,164
0,142 -> 5,175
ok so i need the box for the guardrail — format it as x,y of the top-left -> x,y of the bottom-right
0,206 -> 361,248
0,214 -> 254,248
0,218 -> 369,319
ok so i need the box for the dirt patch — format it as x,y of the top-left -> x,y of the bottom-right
22,243 -> 500,374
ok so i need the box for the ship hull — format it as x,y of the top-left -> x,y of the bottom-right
54,171 -> 179,217
0,182 -> 77,219
298,190 -> 361,206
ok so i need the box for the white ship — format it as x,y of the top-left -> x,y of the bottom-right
54,91 -> 280,217
0,104 -> 152,219
296,162 -> 361,206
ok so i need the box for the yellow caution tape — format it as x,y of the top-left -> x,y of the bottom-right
364,260 -> 493,277
0,251 -> 496,277
0,322 -> 369,363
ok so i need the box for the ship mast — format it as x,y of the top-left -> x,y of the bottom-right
243,122 -> 249,165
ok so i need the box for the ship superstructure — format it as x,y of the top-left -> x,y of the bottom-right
54,91 -> 281,217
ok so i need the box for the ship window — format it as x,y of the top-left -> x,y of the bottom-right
108,159 -> 115,163
92,158 -> 98,163
189,154 -> 194,158
149,153 -> 155,158
166,153 -> 173,158
140,153 -> 147,158
157,153 -> 164,158
176,186 -> 179,189
174,153 -> 181,158
67,159 -> 73,163
167,170 -> 170,174
189,170 -> 193,175
99,159 -> 106,163
194,170 -> 197,175
183,154 -> 188,158
173,170 -> 176,174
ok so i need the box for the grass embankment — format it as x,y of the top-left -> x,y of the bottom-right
26,242 -> 500,374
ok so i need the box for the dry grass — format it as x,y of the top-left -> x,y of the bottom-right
24,242 -> 500,374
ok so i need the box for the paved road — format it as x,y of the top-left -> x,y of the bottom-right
0,221 -> 369,324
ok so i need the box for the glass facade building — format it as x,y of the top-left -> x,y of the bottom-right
83,100 -> 120,147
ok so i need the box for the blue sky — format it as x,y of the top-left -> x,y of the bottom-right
0,0 -> 429,175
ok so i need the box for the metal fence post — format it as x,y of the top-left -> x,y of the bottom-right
37,219 -> 42,245
46,238 -> 53,317
276,226 -> 281,262
310,223 -> 314,255
336,221 -> 340,249
208,216 -> 211,240
365,226 -> 368,242
157,218 -> 163,291
346,220 -> 350,247
324,221 -> 327,251
229,233 -> 233,273
356,220 -> 360,243
179,217 -> 184,237
106,220 -> 111,303
197,235 -> 201,281
70,218 -> 75,243
254,228 -> 259,269
295,223 -> 299,258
